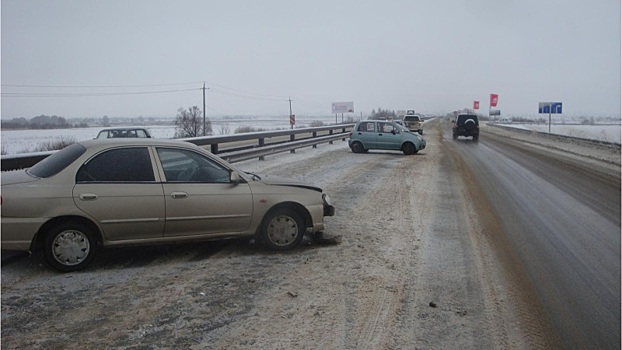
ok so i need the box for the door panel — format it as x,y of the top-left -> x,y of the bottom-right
73,184 -> 166,240
155,147 -> 254,237
162,182 -> 253,236
376,123 -> 402,150
73,147 -> 166,241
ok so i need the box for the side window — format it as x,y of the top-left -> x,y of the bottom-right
358,122 -> 375,132
379,123 -> 395,133
157,148 -> 231,183
76,147 -> 155,183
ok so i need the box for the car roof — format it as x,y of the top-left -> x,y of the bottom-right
78,138 -> 200,151
99,127 -> 149,131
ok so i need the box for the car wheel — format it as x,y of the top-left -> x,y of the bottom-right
43,221 -> 97,272
402,142 -> 416,155
473,134 -> 479,141
418,130 -> 423,135
351,142 -> 365,153
464,119 -> 477,131
260,208 -> 305,250
452,133 -> 458,140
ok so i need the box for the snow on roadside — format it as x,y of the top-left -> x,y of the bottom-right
494,123 -> 621,143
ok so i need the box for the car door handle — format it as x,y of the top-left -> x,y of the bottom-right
170,192 -> 188,199
79,193 -> 98,201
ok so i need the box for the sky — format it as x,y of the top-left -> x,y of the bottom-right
1,0 -> 620,120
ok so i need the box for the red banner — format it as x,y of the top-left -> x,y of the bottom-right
473,101 -> 480,110
490,94 -> 499,107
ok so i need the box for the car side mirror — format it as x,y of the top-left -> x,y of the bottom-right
391,130 -> 397,135
230,172 -> 243,185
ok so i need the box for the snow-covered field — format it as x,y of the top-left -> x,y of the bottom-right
0,115 -> 342,155
497,124 -> 621,143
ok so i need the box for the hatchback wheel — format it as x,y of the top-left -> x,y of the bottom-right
350,142 -> 365,153
260,208 -> 305,250
43,221 -> 97,272
402,142 -> 416,155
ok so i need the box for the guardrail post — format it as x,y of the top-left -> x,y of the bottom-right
342,127 -> 347,141
329,130 -> 334,144
259,138 -> 265,161
211,144 -> 219,154
312,131 -> 317,148
290,134 -> 295,153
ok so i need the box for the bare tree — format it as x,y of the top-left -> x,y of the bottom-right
217,124 -> 231,135
174,106 -> 212,138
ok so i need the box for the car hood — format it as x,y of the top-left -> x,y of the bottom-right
258,174 -> 322,192
1,170 -> 39,185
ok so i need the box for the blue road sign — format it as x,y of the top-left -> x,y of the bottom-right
538,102 -> 563,114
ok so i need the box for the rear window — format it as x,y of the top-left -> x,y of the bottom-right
27,143 -> 86,178
404,116 -> 421,121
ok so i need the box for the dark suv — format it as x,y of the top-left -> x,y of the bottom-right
452,114 -> 479,141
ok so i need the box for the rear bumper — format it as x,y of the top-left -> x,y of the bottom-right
1,217 -> 43,251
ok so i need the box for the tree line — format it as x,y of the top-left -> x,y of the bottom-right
1,115 -> 86,130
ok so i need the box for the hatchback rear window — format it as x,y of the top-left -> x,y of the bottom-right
27,143 -> 86,178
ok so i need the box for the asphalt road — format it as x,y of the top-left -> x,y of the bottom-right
445,128 -> 621,349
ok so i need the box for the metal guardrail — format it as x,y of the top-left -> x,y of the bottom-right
487,123 -> 621,150
1,124 -> 354,171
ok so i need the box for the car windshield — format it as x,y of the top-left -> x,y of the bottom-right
27,143 -> 86,178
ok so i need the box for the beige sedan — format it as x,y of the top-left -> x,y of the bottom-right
1,138 -> 334,272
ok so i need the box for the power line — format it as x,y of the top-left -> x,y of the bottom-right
1,88 -> 201,98
1,82 -> 203,88
208,88 -> 288,102
203,80 -> 290,100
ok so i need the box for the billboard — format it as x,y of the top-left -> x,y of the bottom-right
331,102 -> 354,114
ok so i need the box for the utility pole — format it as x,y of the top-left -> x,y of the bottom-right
289,97 -> 293,129
202,82 -> 206,136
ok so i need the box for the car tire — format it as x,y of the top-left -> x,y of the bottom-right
452,133 -> 458,140
402,142 -> 416,155
350,142 -> 365,154
260,208 -> 305,250
464,119 -> 476,131
418,130 -> 423,135
473,134 -> 479,142
43,221 -> 98,272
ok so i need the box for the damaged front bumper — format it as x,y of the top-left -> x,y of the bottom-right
323,194 -> 335,216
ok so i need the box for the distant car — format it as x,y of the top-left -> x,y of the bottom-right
452,114 -> 480,141
348,120 -> 426,155
96,127 -> 151,139
403,114 -> 424,134
1,138 -> 335,272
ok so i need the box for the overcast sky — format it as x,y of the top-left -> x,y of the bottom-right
1,0 -> 620,119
